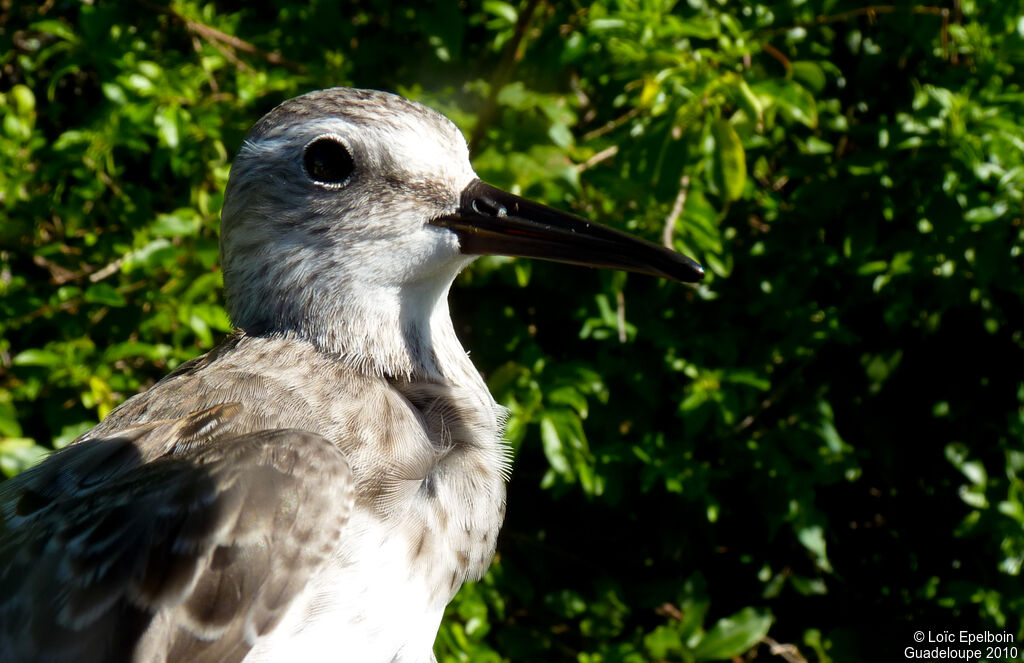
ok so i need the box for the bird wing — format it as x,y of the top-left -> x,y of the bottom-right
0,404 -> 354,663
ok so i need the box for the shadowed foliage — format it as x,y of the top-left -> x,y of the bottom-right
1,1 -> 1022,660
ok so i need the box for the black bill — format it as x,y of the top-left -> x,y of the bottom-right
430,179 -> 704,283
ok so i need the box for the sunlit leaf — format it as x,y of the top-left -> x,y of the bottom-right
711,119 -> 746,201
692,607 -> 772,659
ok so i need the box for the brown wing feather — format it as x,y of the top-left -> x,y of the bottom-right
0,406 -> 353,663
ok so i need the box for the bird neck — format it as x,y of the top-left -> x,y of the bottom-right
232,269 -> 480,385
320,277 -> 471,381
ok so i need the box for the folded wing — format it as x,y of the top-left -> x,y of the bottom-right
0,405 -> 354,663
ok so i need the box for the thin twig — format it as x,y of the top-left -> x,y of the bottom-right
764,5 -> 953,63
569,71 -> 595,124
5,299 -> 79,328
32,254 -> 75,284
941,6 -> 952,62
615,289 -> 626,344
662,175 -> 690,249
731,359 -> 808,434
88,255 -> 127,283
762,43 -> 791,70
654,602 -> 685,621
762,636 -> 809,663
581,106 -> 642,142
5,281 -> 147,329
469,0 -> 544,152
575,145 -> 618,173
764,5 -> 947,36
141,0 -> 303,72
83,157 -> 123,198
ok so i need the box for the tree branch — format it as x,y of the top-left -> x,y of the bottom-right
662,175 -> 691,249
142,1 -> 303,72
575,145 -> 618,173
469,0 -> 544,153
766,4 -> 948,35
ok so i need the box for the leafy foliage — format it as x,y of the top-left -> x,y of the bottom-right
2,1 -> 1023,660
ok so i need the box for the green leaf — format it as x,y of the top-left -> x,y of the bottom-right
964,203 -> 1007,223
790,575 -> 828,596
102,341 -> 173,362
155,105 -> 181,148
0,438 -> 50,477
191,304 -> 233,333
151,211 -> 199,237
9,84 -> 36,115
711,119 -> 746,202
482,0 -> 517,24
797,525 -> 833,572
644,625 -> 683,659
791,61 -> 826,94
12,348 -> 62,367
548,386 -> 588,418
721,369 -> 770,390
101,82 -> 127,105
125,239 -> 176,270
540,415 -> 572,477
53,421 -> 95,449
674,17 -> 719,39
30,19 -> 78,42
692,607 -> 773,660
735,79 -> 763,124
589,18 -> 628,31
3,114 -> 31,141
960,460 -> 987,486
548,123 -> 573,148
84,283 -> 126,307
755,80 -> 819,129
0,399 -> 22,438
858,260 -> 889,275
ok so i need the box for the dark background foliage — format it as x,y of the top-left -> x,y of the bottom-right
2,1 -> 1022,660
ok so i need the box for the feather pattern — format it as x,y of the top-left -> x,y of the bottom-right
0,332 -> 508,662
1,87 -> 515,662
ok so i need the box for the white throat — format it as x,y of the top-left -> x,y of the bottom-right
297,268 -> 473,381
223,234 -> 478,382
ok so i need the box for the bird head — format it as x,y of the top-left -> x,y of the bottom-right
220,87 -> 703,376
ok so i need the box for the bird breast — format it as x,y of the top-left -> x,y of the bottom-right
87,331 -> 509,660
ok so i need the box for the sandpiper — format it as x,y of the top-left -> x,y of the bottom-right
0,87 -> 703,663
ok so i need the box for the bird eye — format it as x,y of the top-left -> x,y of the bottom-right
303,136 -> 354,186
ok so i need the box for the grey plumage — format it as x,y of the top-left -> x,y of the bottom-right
0,87 -> 702,662
1,333 -> 505,662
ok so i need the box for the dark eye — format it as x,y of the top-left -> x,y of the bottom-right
303,136 -> 354,186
